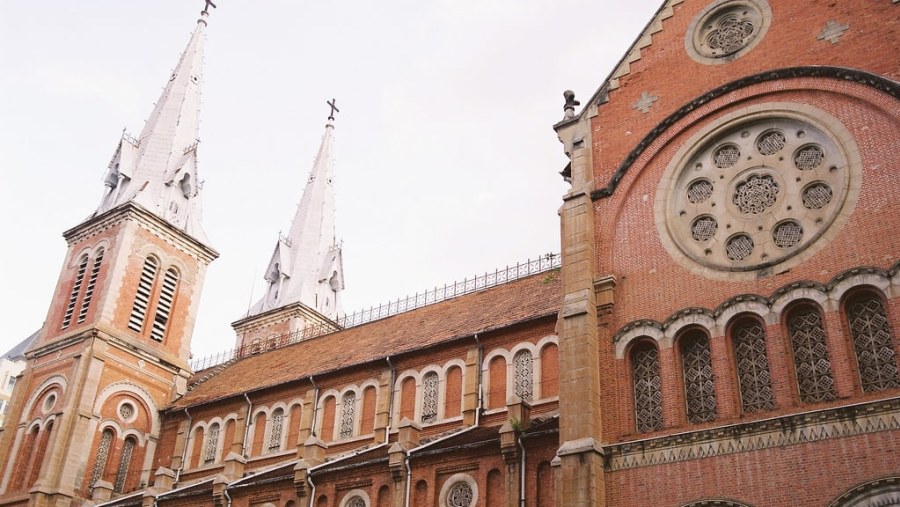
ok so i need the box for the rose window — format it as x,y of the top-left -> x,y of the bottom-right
447,482 -> 474,507
658,110 -> 855,273
686,0 -> 770,63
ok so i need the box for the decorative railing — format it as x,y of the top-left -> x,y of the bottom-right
188,253 -> 561,372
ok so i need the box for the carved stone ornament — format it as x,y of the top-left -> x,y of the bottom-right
685,0 -> 772,65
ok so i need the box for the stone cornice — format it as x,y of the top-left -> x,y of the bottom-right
63,202 -> 218,263
605,397 -> 900,471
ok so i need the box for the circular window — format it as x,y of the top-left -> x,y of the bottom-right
439,473 -> 479,507
43,393 -> 57,413
118,400 -> 138,423
655,103 -> 860,278
685,0 -> 772,64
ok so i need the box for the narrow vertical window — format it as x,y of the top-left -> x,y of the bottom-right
89,429 -> 114,493
681,331 -> 717,423
62,255 -> 89,329
787,306 -> 836,403
268,409 -> 285,453
513,350 -> 534,401
732,319 -> 775,412
77,249 -> 104,324
421,372 -> 439,424
114,437 -> 135,493
204,423 -> 220,465
846,293 -> 900,392
150,268 -> 178,341
632,342 -> 663,432
128,257 -> 159,333
339,391 -> 356,439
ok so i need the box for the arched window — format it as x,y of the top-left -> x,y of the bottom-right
421,372 -> 439,424
150,268 -> 179,341
731,318 -> 775,412
786,305 -> 836,403
204,423 -> 220,465
680,330 -> 716,423
62,254 -> 89,329
128,256 -> 159,333
488,356 -> 507,409
513,350 -> 534,402
268,408 -> 285,453
631,341 -> 663,432
845,292 -> 900,392
78,248 -> 104,324
339,391 -> 356,439
114,436 -> 136,493
89,428 -> 114,492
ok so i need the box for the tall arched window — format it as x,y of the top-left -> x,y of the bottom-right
114,436 -> 136,493
786,305 -> 836,403
339,391 -> 356,439
268,408 -> 285,453
62,254 -> 89,329
731,318 -> 775,412
513,350 -> 534,402
89,428 -> 114,492
78,248 -> 105,324
421,372 -> 439,424
631,341 -> 663,432
845,292 -> 900,392
204,423 -> 220,465
128,256 -> 159,333
150,267 -> 179,341
680,330 -> 716,423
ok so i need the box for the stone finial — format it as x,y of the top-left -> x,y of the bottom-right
222,452 -> 247,481
303,435 -> 327,465
563,90 -> 581,119
397,418 -> 422,449
153,467 -> 177,491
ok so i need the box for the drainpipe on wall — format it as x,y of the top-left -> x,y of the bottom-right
175,408 -> 191,484
474,333 -> 484,427
223,486 -> 233,507
402,426 -> 479,507
241,393 -> 253,457
385,356 -> 396,444
308,376 -> 320,436
307,474 -> 316,507
518,435 -> 526,507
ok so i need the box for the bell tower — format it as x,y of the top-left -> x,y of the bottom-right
0,5 -> 218,505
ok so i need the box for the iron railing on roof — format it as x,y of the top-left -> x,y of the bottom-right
188,253 -> 561,372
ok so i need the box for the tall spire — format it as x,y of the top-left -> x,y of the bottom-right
94,6 -> 213,244
248,101 -> 345,320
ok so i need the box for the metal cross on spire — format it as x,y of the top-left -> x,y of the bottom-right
327,99 -> 340,121
201,0 -> 217,15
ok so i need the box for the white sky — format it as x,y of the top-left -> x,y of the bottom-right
0,1 -> 662,360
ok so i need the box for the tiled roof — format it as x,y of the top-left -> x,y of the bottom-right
3,329 -> 40,360
170,271 -> 561,410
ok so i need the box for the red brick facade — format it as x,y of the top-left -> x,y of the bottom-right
0,1 -> 897,506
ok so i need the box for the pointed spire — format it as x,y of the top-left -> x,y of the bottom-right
94,4 -> 213,244
248,101 -> 345,320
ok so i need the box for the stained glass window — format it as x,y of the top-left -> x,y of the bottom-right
514,350 -> 534,401
732,320 -> 775,412
681,332 -> 716,423
846,293 -> 900,392
632,342 -> 663,432
421,372 -> 439,424
787,307 -> 836,403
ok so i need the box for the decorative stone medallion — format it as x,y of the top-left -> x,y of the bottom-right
685,0 -> 772,64
655,103 -> 861,279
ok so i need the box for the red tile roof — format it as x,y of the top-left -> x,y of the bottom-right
170,271 -> 561,410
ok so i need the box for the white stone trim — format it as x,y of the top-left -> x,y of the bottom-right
339,489 -> 371,507
770,286 -> 829,314
438,472 -> 479,507
19,374 -> 67,424
830,273 -> 891,303
615,325 -> 667,360
717,300 -> 774,329
93,382 -> 160,435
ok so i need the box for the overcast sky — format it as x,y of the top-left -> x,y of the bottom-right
0,0 -> 662,360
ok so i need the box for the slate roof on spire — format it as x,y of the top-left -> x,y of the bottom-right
247,110 -> 345,320
93,9 -> 212,245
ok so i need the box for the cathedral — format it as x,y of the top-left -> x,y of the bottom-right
1,0 -> 898,506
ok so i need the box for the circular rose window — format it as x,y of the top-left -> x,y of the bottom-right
685,0 -> 772,64
655,103 -> 860,278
